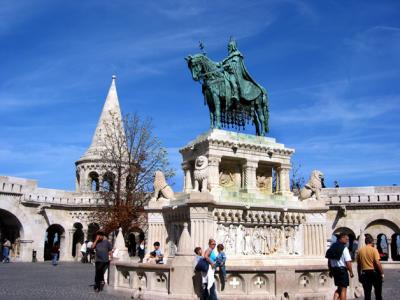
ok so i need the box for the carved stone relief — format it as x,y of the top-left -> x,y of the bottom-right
215,223 -> 300,256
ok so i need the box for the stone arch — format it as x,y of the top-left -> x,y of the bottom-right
72,222 -> 84,257
102,171 -> 115,192
88,171 -> 100,191
0,198 -> 35,240
377,233 -> 389,261
0,208 -> 24,244
391,233 -> 400,261
44,224 -> 65,261
87,222 -> 100,242
365,219 -> 400,261
365,219 -> 400,237
127,227 -> 145,257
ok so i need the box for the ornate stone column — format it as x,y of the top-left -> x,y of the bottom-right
67,229 -> 75,260
83,229 -> 88,242
244,160 -> 258,192
387,239 -> 392,261
277,165 -> 292,195
182,162 -> 192,193
147,212 -> 166,253
208,156 -> 221,192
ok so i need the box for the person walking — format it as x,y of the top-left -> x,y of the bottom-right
2,239 -> 11,263
80,241 -> 88,263
326,233 -> 354,300
137,240 -> 145,263
357,233 -> 384,300
86,240 -> 94,263
202,239 -> 218,300
92,230 -> 113,292
50,242 -> 60,266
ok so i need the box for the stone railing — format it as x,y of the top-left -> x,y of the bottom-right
22,191 -> 104,206
111,261 -> 333,299
111,262 -> 171,295
322,186 -> 400,207
0,176 -> 32,195
0,175 -> 105,207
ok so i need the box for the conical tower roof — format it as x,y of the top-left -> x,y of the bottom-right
77,75 -> 124,163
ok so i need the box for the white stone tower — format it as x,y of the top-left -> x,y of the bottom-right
75,75 -> 124,192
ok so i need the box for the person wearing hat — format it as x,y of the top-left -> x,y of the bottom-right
357,233 -> 384,300
92,230 -> 113,292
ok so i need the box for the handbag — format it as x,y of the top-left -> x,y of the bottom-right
195,258 -> 209,272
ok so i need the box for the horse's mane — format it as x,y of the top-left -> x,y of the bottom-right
198,55 -> 223,79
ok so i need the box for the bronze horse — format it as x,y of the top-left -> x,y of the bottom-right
186,53 -> 269,136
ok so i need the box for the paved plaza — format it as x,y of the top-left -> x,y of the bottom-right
0,262 -> 129,300
0,262 -> 399,299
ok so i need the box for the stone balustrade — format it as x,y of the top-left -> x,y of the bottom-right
0,176 -> 34,195
111,261 -> 333,299
22,191 -> 104,206
0,175 -> 104,206
323,186 -> 400,206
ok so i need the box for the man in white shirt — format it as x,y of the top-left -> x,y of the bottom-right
80,241 -> 88,263
327,233 -> 354,300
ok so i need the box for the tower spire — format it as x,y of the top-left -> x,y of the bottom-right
75,75 -> 125,192
77,75 -> 123,162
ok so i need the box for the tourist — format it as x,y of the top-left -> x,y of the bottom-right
146,251 -> 157,264
326,233 -> 354,300
137,240 -> 145,263
202,239 -> 218,300
215,244 -> 227,288
92,230 -> 113,292
2,238 -> 11,263
357,234 -> 384,300
194,246 -> 203,263
86,240 -> 94,263
152,241 -> 164,264
50,242 -> 60,266
80,240 -> 88,263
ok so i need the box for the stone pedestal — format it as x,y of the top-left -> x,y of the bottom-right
111,130 -> 333,299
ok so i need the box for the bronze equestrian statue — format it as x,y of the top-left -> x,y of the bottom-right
186,39 -> 269,136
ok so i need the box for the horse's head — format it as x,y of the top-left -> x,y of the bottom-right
185,54 -> 205,81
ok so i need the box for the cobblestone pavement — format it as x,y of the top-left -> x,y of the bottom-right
0,262 -> 399,299
0,262 -> 130,300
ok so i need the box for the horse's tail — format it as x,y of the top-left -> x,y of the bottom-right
262,92 -> 269,133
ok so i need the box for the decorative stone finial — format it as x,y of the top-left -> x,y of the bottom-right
177,222 -> 192,255
112,74 -> 117,80
115,227 -> 128,256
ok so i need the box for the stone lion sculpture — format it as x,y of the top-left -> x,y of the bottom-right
153,170 -> 175,200
193,155 -> 209,192
299,170 -> 324,200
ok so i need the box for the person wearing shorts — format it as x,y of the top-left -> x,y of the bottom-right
327,233 -> 354,300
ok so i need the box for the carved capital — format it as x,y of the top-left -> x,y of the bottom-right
244,159 -> 258,169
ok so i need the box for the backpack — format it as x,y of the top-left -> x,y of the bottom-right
195,258 -> 209,272
325,242 -> 345,260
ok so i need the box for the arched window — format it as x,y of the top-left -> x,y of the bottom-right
102,172 -> 115,192
44,224 -> 65,261
377,234 -> 389,261
88,172 -> 99,192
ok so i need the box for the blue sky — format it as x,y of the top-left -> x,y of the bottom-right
0,0 -> 399,190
